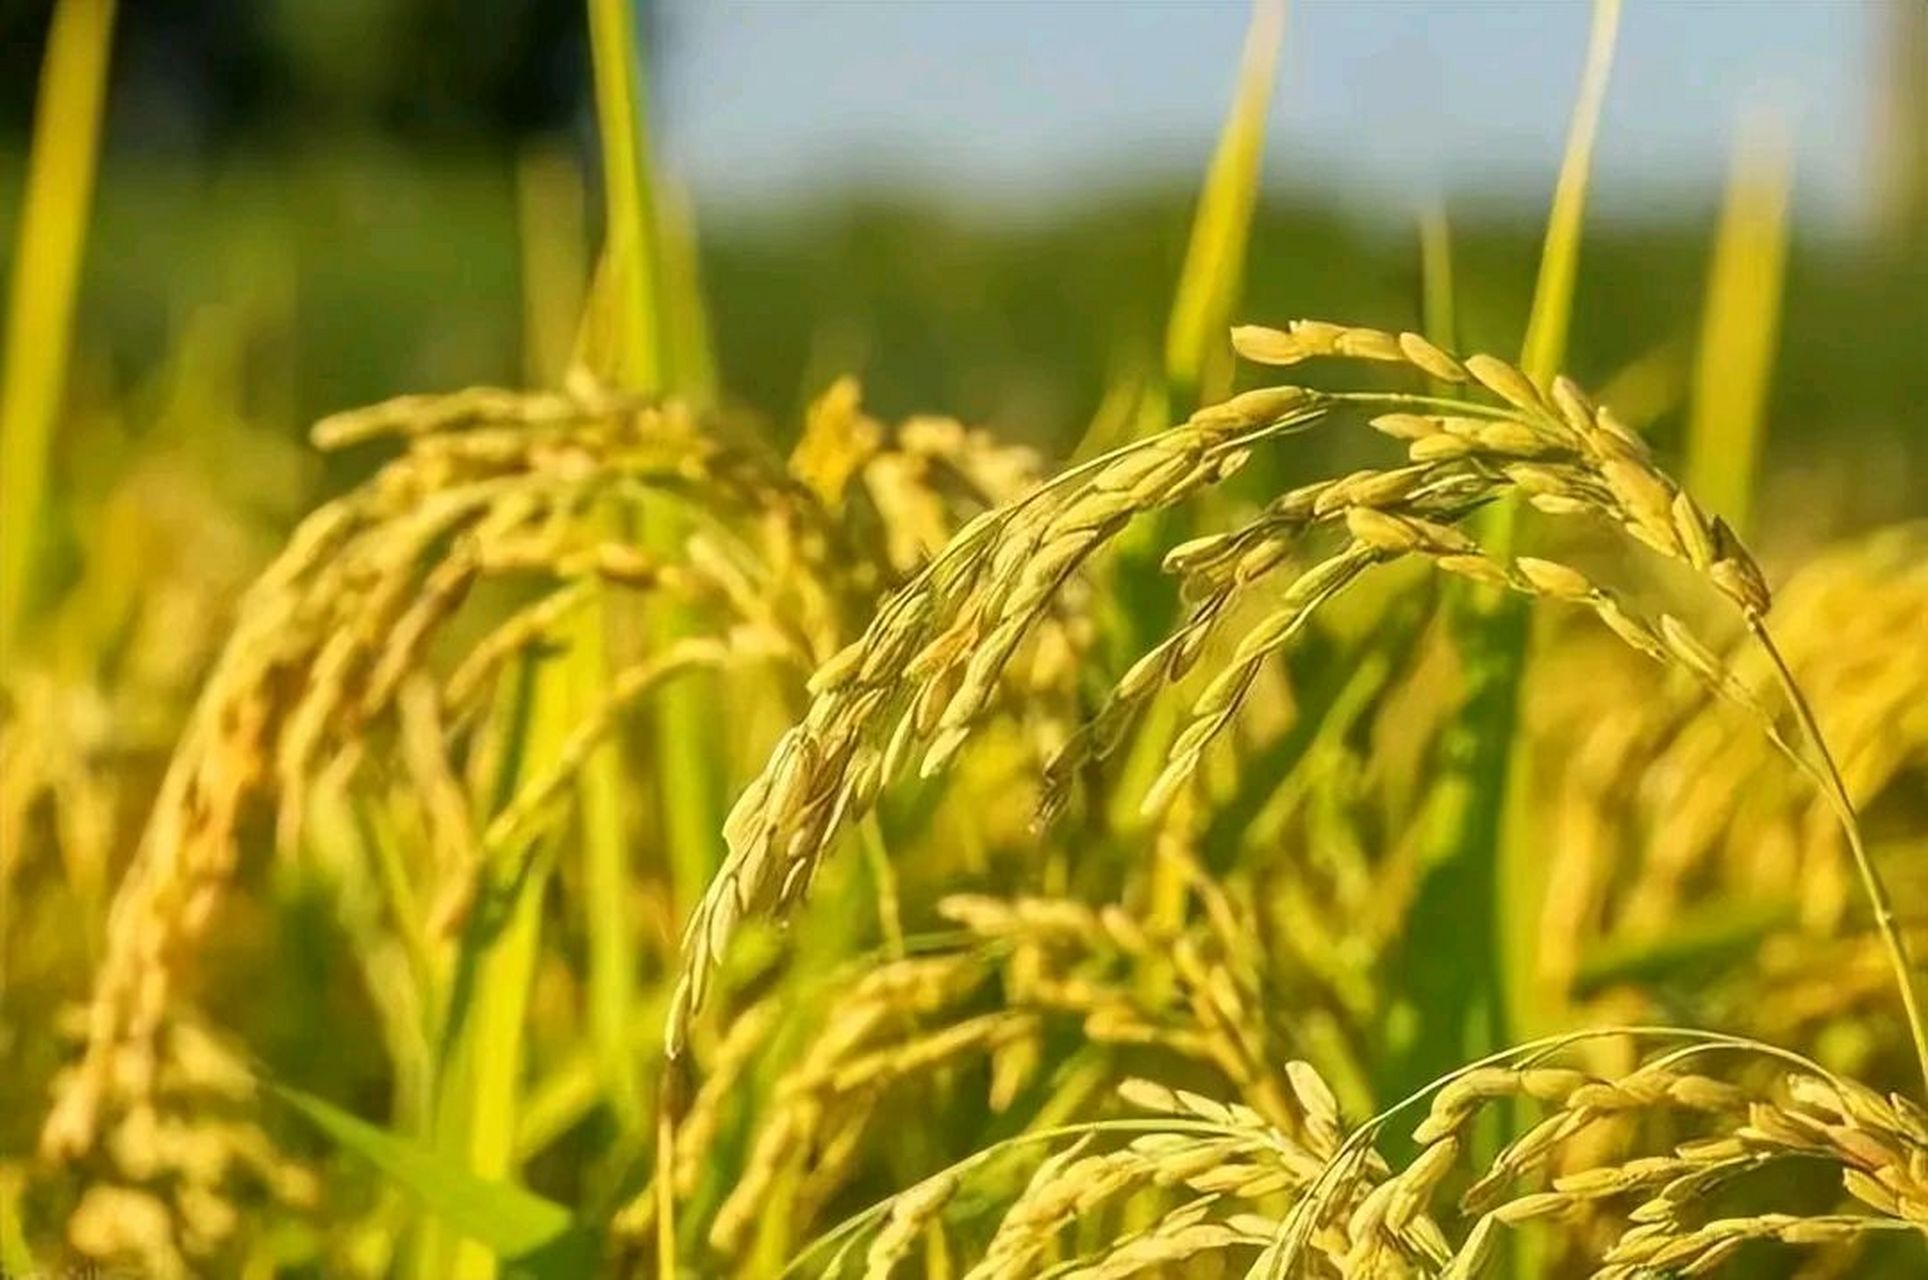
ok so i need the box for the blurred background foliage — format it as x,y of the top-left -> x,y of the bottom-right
3,0 -> 1924,524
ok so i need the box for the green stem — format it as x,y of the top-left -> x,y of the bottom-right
585,0 -> 659,392
1749,615 -> 1928,1097
583,0 -> 724,918
859,817 -> 905,961
0,0 -> 116,663
1325,391 -> 1516,419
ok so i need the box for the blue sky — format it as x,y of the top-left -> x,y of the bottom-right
653,1 -> 1880,224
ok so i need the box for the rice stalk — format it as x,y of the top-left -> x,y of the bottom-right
41,388 -> 782,1148
1748,618 -> 1928,1088
1685,114 -> 1791,536
584,0 -> 662,396
1163,0 -> 1288,403
673,317 -> 1819,1054
0,0 -> 116,664
1518,0 -> 1620,391
579,6 -> 682,1213
420,651 -> 562,1280
582,0 -> 724,980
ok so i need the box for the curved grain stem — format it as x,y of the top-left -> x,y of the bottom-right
1749,615 -> 1928,1097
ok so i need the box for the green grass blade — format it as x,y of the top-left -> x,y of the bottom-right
571,571 -> 642,1132
1686,118 -> 1791,537
1518,0 -> 1621,389
517,986 -> 674,1162
1072,0 -> 1282,454
415,654 -> 564,1280
571,10 -> 653,1150
300,779 -> 436,1136
440,845 -> 559,1280
585,0 -> 660,393
1163,0 -> 1287,403
1386,602 -> 1524,1093
0,0 -> 116,664
515,142 -> 589,388
455,661 -> 571,1271
584,0 -> 726,924
578,20 -> 726,1273
645,589 -> 725,919
270,1080 -> 592,1278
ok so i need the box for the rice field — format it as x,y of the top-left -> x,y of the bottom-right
4,1 -> 1928,1276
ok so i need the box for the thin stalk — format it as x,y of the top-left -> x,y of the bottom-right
1163,0 -> 1288,402
1685,117 -> 1790,536
585,0 -> 659,393
1518,0 -> 1621,391
654,176 -> 718,403
1325,391 -> 1514,420
584,0 -> 724,921
572,568 -> 641,1132
417,655 -> 553,1280
578,8 -> 656,1104
0,0 -> 116,664
515,985 -> 672,1160
576,40 -> 719,1277
859,817 -> 906,961
437,837 -> 554,1280
1749,615 -> 1928,1096
356,794 -> 437,1009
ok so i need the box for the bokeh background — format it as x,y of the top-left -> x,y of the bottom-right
3,0 -> 1924,516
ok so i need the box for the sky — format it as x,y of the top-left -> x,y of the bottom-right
652,0 -> 1884,225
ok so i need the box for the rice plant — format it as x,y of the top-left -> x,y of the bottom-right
4,0 -> 1925,1277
